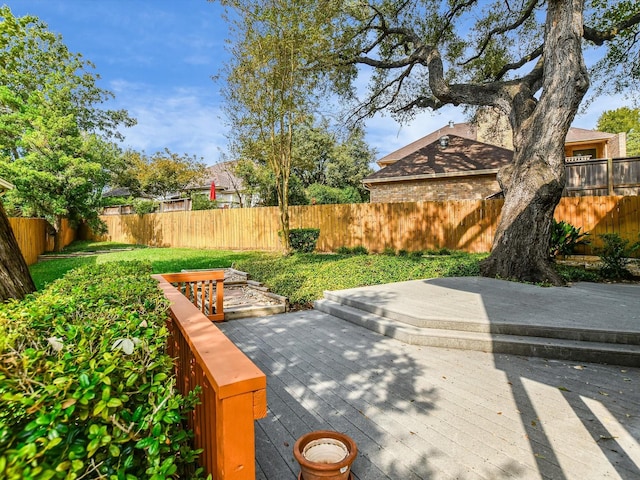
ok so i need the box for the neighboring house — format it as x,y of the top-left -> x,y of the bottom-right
364,121 -> 632,202
564,128 -> 626,160
189,161 -> 251,208
364,133 -> 513,202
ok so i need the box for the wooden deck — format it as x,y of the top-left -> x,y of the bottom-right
220,310 -> 640,480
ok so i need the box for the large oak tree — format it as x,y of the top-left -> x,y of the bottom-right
333,0 -> 640,284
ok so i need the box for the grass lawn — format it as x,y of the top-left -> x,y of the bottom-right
30,241 -> 597,308
30,242 -> 490,307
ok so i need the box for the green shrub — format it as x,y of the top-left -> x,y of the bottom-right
306,183 -> 362,205
190,193 -> 218,211
335,245 -> 368,255
132,199 -> 158,215
596,233 -> 640,279
289,228 -> 320,253
424,247 -> 453,256
555,264 -> 602,283
549,219 -> 590,258
382,247 -> 396,256
0,262 -> 204,479
100,196 -> 133,207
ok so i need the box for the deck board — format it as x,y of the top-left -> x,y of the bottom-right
219,310 -> 640,480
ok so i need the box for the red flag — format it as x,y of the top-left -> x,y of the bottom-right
209,181 -> 216,200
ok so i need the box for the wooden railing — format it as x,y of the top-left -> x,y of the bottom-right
154,274 -> 267,480
160,270 -> 225,321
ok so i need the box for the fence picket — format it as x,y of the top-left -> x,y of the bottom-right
11,196 -> 634,258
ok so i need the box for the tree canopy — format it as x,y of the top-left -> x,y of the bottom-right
218,0 -> 339,250
233,120 -> 375,206
0,6 -> 135,251
112,149 -> 207,200
597,107 -> 640,156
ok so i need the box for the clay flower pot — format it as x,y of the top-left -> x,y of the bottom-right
293,430 -> 357,480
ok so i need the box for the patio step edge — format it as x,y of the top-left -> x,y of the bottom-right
321,291 -> 640,345
313,299 -> 640,367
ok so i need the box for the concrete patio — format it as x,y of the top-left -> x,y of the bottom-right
220,280 -> 640,479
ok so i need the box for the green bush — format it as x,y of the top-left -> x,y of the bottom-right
549,219 -> 590,258
306,183 -> 362,205
190,193 -> 218,211
596,233 -> 640,279
101,196 -> 133,207
424,247 -> 453,256
132,199 -> 158,215
289,228 -> 320,253
0,262 -> 204,479
335,245 -> 368,255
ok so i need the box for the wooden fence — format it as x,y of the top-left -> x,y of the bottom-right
8,217 -> 76,265
89,196 -> 640,255
565,157 -> 640,196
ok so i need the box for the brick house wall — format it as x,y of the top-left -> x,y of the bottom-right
368,174 -> 501,203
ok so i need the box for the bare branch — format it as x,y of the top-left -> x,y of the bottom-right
493,44 -> 543,81
460,0 -> 540,66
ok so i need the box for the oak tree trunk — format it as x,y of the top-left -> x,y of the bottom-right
0,202 -> 36,301
481,0 -> 589,285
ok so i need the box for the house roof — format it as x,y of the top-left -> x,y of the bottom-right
195,161 -> 245,192
565,127 -> 617,143
364,135 -> 513,183
377,122 -> 477,167
376,122 -> 619,170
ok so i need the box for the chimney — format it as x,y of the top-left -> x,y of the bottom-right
448,120 -> 455,128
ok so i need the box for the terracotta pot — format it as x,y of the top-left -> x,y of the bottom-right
293,430 -> 357,480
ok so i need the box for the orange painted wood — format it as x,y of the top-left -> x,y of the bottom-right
155,274 -> 267,480
161,271 -> 225,321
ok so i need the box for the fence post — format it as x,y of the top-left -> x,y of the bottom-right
216,392 -> 259,479
607,157 -> 614,195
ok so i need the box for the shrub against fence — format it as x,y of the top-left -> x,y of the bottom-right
86,196 -> 640,255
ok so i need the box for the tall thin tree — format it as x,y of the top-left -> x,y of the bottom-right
218,0 -> 336,251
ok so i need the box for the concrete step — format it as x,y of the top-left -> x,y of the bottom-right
314,298 -> 640,367
322,290 -> 640,345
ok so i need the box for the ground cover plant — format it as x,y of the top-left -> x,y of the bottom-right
0,261 -> 205,479
31,241 -> 604,309
233,250 -> 485,307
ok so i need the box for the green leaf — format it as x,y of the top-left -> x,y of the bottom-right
79,373 -> 91,388
109,444 -> 120,457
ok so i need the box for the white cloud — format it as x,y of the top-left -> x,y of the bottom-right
109,81 -> 228,164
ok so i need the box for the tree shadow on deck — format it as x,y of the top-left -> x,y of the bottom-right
422,277 -> 640,480
220,308 -> 530,479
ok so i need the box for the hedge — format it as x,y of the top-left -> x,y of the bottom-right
0,261 -> 205,480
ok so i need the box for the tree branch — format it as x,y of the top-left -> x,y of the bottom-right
493,44 -> 543,81
583,12 -> 640,45
460,0 -> 539,66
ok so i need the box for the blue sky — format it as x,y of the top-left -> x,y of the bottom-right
4,1 -> 623,166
